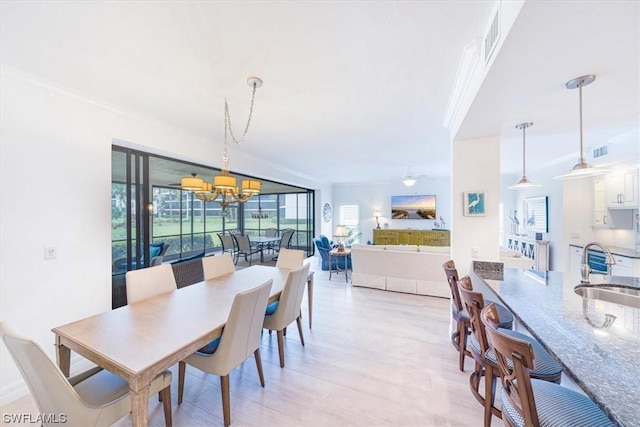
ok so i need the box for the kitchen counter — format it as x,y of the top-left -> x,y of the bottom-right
471,267 -> 639,427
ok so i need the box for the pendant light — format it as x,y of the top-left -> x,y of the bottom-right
508,122 -> 541,190
554,74 -> 609,180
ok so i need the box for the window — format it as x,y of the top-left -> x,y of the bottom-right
112,145 -> 316,272
339,204 -> 360,245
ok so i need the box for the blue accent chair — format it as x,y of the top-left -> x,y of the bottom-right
313,235 -> 352,271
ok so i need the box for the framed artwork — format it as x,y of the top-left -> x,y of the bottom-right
463,191 -> 486,216
391,195 -> 436,219
524,196 -> 548,233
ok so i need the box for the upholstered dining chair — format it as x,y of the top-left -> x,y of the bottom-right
458,276 -> 562,427
178,279 -> 273,427
125,263 -> 177,304
263,263 -> 311,368
202,253 -> 236,280
442,260 -> 514,371
275,248 -> 305,270
481,304 -> 613,427
231,234 -> 262,266
0,322 -> 172,427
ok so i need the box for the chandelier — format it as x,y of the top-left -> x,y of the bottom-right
181,77 -> 263,214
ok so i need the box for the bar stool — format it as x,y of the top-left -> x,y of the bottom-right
458,276 -> 562,426
481,304 -> 613,427
442,260 -> 514,371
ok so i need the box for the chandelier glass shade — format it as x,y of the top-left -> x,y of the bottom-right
181,77 -> 263,211
508,122 -> 541,190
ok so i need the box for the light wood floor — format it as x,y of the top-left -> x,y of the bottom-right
1,260 -> 497,426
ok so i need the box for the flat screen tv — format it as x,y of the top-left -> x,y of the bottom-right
391,195 -> 436,219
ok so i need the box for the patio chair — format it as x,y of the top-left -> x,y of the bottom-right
232,234 -> 262,266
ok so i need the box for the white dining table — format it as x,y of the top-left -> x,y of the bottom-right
52,265 -> 313,427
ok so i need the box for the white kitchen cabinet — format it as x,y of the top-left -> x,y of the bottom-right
592,175 -> 634,229
607,169 -> 639,208
610,255 -> 634,277
568,245 -> 583,276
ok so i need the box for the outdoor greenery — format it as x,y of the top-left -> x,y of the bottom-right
111,149 -> 314,266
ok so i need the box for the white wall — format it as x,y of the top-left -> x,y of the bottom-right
0,69 -> 329,403
332,176 -> 451,245
451,136 -> 501,277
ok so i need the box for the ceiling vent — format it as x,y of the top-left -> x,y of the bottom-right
484,6 -> 500,63
592,145 -> 609,159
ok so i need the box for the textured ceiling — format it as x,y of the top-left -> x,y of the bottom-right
1,1 -> 638,186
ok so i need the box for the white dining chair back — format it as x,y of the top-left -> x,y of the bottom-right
263,263 -> 310,367
275,248 -> 305,270
125,263 -> 177,303
208,279 -> 272,373
0,322 -> 172,427
178,279 -> 273,426
202,253 -> 235,280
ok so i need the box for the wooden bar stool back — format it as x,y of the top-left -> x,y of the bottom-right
459,276 -> 562,427
442,260 -> 471,372
481,304 -> 610,427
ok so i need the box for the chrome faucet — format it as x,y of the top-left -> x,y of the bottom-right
580,242 -> 616,284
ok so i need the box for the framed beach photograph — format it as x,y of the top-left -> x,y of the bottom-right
391,195 -> 436,219
463,191 -> 486,216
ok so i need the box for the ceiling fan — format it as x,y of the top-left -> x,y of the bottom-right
402,167 -> 427,186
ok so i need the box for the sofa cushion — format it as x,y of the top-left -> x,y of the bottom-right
351,244 -> 386,251
418,245 -> 450,254
385,245 -> 418,252
149,242 -> 164,259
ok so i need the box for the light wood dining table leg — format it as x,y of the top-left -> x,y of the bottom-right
55,335 -> 71,377
131,385 -> 150,427
307,272 -> 314,329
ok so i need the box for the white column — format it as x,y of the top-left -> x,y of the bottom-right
451,136 -> 501,276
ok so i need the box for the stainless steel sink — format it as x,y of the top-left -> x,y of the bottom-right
574,284 -> 640,309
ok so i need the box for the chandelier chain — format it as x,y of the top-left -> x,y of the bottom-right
224,81 -> 258,147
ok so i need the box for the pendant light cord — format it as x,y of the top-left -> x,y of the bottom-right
578,82 -> 585,164
522,124 -> 527,178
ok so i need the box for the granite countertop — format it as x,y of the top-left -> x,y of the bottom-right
472,268 -> 639,427
569,243 -> 640,259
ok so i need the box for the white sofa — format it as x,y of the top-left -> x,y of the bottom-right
350,244 -> 451,298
